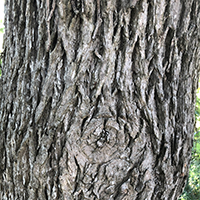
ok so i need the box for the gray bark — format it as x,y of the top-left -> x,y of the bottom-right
0,0 -> 200,199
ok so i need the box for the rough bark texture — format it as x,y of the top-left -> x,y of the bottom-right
0,0 -> 200,199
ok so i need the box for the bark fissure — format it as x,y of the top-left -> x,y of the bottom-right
0,0 -> 200,199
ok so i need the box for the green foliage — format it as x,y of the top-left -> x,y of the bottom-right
180,159 -> 200,200
195,87 -> 200,121
180,85 -> 200,199
193,131 -> 200,160
0,19 -> 3,34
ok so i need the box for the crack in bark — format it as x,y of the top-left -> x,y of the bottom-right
0,0 -> 200,199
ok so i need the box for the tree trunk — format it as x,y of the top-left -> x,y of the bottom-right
0,0 -> 200,199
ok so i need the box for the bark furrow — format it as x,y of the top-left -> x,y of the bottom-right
0,0 -> 200,199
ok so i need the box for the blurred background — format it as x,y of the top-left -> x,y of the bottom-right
0,0 -> 4,52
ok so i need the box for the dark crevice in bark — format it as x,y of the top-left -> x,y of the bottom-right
32,0 -> 39,56
50,29 -> 58,53
24,68 -> 32,105
10,69 -> 18,96
176,1 -> 186,37
190,0 -> 196,22
73,156 -> 81,194
163,0 -> 170,32
116,0 -> 122,13
177,33 -> 188,54
39,97 -> 53,127
163,28 -> 174,67
157,168 -> 166,196
173,130 -> 181,162
154,90 -> 166,133
13,3 -> 20,25
42,53 -> 48,80
131,36 -> 140,79
139,108 -> 150,127
71,0 -> 79,15
88,164 -> 103,195
90,94 -> 101,119
152,185 -> 163,200
111,51 -> 119,94
119,27 -> 127,55
145,0 -> 154,60
34,75 -> 42,109
17,0 -> 26,41
148,56 -> 154,77
75,18 -> 83,61
136,183 -> 148,199
147,68 -> 156,96
129,7 -> 137,39
149,126 -> 160,155
165,64 -> 173,85
92,0 -> 102,40
81,116 -> 89,133
158,133 -> 166,162
170,133 -> 176,166
116,89 -> 123,122
61,47 -> 67,84
145,39 -> 154,61
67,9 -> 76,29
44,184 -> 48,199
113,10 -> 119,39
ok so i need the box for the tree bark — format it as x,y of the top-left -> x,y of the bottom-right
0,0 -> 200,199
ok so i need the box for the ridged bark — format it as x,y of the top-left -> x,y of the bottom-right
0,0 -> 200,199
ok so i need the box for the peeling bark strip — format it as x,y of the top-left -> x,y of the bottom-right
0,0 -> 200,199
